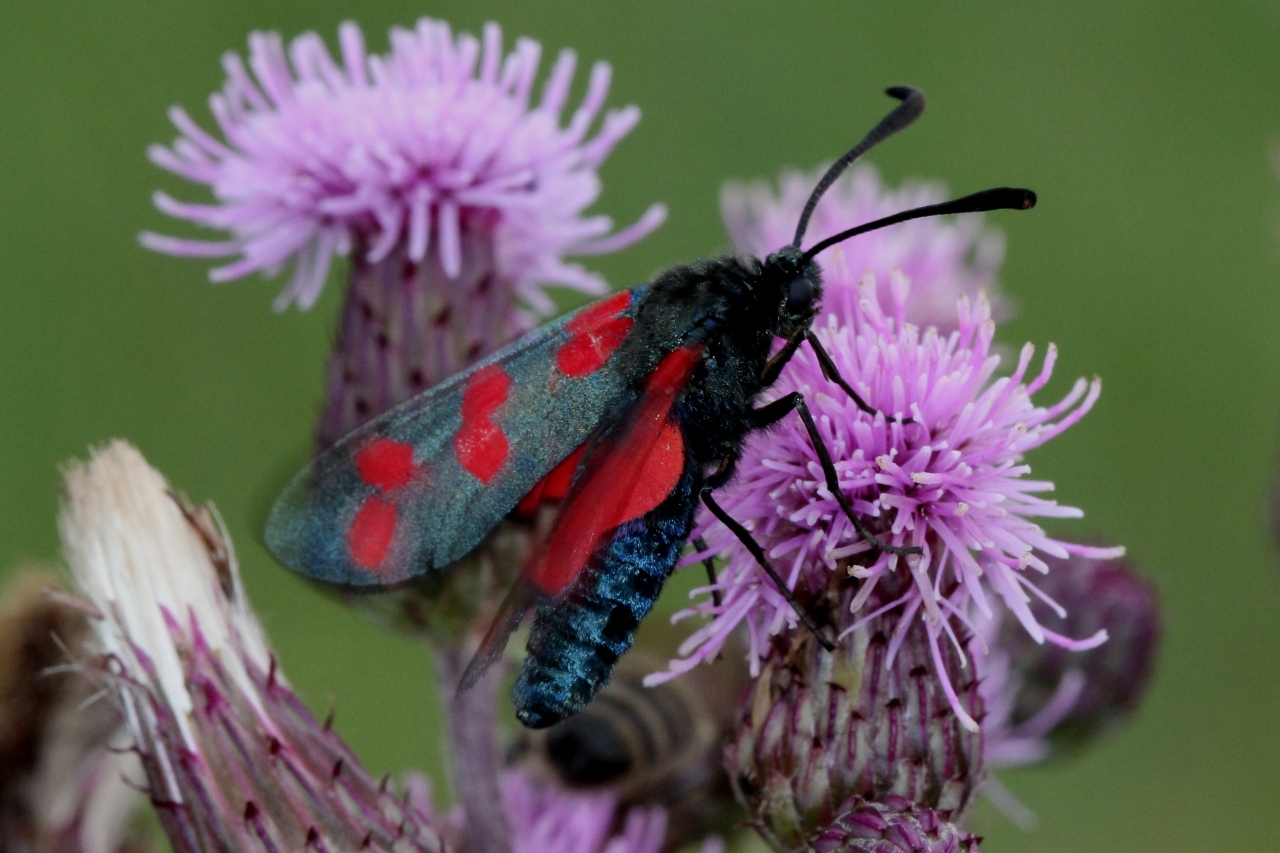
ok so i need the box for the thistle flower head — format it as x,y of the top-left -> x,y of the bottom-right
657,273 -> 1119,732
62,441 -> 447,852
143,18 -> 664,313
722,165 -> 1007,331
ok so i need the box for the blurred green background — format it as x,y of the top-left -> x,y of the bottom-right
2,1 -> 1279,849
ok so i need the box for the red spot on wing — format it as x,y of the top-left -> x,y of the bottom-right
527,344 -> 704,595
348,497 -> 397,571
568,291 -> 632,332
454,365 -> 512,484
556,291 -> 634,378
347,438 -> 426,573
355,438 -> 416,491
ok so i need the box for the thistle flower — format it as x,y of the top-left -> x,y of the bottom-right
978,549 -> 1160,768
657,273 -> 1119,732
722,165 -> 1007,331
62,441 -> 448,852
142,18 -> 665,444
500,768 -> 669,853
726,579 -> 982,852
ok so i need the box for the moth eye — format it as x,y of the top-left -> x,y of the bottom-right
786,277 -> 816,314
698,315 -> 722,334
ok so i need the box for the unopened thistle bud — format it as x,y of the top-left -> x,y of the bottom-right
980,550 -> 1159,765
726,578 -> 983,853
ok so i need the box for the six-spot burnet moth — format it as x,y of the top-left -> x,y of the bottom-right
265,86 -> 1037,728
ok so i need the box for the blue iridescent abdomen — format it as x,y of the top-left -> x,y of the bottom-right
512,465 -> 698,728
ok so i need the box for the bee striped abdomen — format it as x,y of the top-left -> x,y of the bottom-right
512,465 -> 699,728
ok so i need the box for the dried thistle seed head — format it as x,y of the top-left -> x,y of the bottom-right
0,571 -> 145,853
61,441 -> 448,853
0,572 -> 93,803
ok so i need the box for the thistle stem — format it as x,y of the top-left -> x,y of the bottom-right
434,646 -> 511,853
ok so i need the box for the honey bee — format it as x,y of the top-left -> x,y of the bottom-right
510,649 -> 748,849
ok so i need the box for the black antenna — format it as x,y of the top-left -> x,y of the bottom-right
792,86 -> 926,249
803,187 -> 1036,262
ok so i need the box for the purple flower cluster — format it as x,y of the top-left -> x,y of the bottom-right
500,770 -> 669,853
143,19 -> 663,312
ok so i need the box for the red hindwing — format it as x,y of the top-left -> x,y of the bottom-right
525,344 -> 705,596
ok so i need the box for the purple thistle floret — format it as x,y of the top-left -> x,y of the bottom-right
404,767 -> 718,853
655,274 -> 1120,731
500,769 -> 668,853
142,18 -> 664,313
722,165 -> 1007,331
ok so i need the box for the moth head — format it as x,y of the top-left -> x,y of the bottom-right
763,245 -> 823,336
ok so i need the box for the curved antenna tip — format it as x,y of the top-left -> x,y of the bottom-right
791,86 -> 927,248
802,185 -> 1041,262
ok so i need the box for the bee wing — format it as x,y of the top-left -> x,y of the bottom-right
265,290 -> 643,587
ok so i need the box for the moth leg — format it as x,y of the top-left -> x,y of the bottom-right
701,488 -> 835,651
804,331 -> 913,424
696,453 -> 742,610
760,329 -> 807,386
691,536 -> 722,608
702,448 -> 741,492
752,392 -> 923,558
